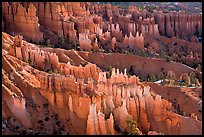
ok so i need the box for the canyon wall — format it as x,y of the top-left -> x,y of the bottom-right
2,2 -> 43,43
2,32 -> 202,135
2,2 -> 201,55
154,12 -> 202,41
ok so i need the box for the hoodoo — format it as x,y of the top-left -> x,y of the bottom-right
2,2 -> 202,135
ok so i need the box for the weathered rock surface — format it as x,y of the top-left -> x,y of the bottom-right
2,2 -> 202,135
2,2 -> 43,43
154,12 -> 202,41
2,32 -> 202,135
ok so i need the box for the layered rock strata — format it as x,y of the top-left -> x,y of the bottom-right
2,32 -> 202,135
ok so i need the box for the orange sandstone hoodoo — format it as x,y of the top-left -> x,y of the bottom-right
2,32 -> 202,135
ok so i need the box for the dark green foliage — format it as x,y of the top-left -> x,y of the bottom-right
126,118 -> 141,135
189,72 -> 196,85
128,65 -> 136,76
27,58 -> 33,66
182,74 -> 189,86
158,72 -> 165,80
146,5 -> 156,12
106,66 -> 113,79
166,56 -> 171,62
147,73 -> 156,82
53,36 -> 78,50
55,36 -> 66,49
47,69 -> 54,74
47,69 -> 60,74
137,5 -> 145,10
56,70 -> 61,74
81,62 -> 88,67
194,25 -> 200,38
196,64 -> 201,71
46,39 -> 54,48
139,51 -> 149,57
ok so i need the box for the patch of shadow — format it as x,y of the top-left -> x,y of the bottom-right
84,88 -> 97,97
38,120 -> 43,124
44,117 -> 49,122
43,103 -> 49,109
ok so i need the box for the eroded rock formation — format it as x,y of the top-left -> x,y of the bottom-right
2,32 -> 202,135
2,2 -> 43,43
154,12 -> 202,41
2,2 -> 202,55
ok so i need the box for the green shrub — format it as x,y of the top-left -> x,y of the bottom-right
196,64 -> 201,71
126,118 -> 142,135
147,73 -> 156,82
27,59 -> 33,66
48,69 -> 54,74
190,72 -> 196,84
107,66 -> 113,78
81,62 -> 88,67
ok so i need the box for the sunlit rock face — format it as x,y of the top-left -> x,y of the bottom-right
2,32 -> 202,135
2,2 -> 202,135
2,2 -> 43,43
154,12 -> 202,41
2,2 -> 202,51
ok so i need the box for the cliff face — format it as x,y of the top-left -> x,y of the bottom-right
37,45 -> 200,81
123,32 -> 144,50
2,2 -> 43,43
2,2 -> 85,44
146,82 -> 202,121
2,32 -> 202,135
154,12 -> 202,40
97,4 -> 201,42
2,2 -> 201,55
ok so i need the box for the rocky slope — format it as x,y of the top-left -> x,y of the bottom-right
2,2 -> 202,135
145,82 -> 202,121
2,32 -> 202,135
2,2 -> 202,73
2,2 -> 202,45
